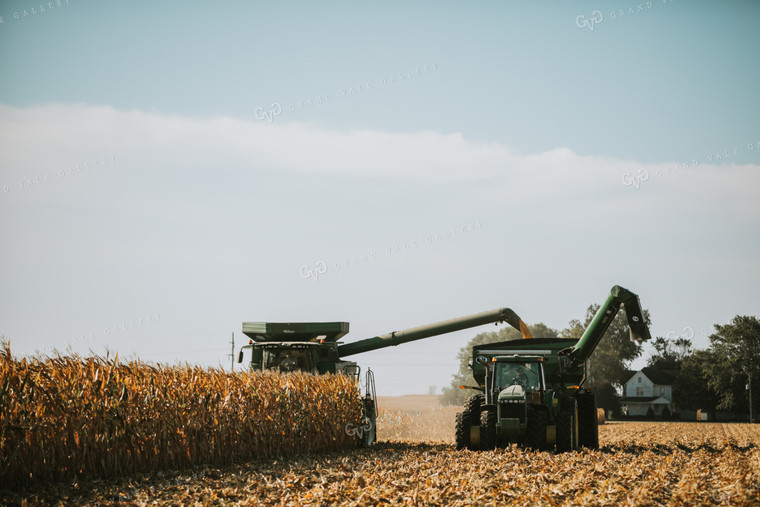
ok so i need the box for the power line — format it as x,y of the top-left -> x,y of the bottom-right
136,348 -> 226,357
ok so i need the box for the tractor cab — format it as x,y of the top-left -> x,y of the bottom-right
476,355 -> 549,441
479,355 -> 546,404
495,361 -> 542,393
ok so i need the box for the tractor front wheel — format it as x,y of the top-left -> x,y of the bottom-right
480,409 -> 497,450
526,408 -> 548,451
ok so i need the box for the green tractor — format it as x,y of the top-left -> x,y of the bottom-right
456,285 -> 652,452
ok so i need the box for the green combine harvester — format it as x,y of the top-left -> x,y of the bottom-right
456,285 -> 651,452
238,308 -> 533,446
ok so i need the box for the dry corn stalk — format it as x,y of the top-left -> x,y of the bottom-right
0,342 -> 362,489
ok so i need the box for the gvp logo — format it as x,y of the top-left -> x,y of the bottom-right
255,102 -> 282,123
345,417 -> 374,439
665,327 -> 695,341
576,10 -> 603,31
622,168 -> 649,188
300,261 -> 327,282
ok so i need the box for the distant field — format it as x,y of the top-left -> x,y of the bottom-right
377,394 -> 442,410
5,394 -> 760,505
376,394 -> 458,442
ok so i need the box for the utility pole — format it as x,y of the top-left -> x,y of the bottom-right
750,370 -> 754,423
228,332 -> 235,372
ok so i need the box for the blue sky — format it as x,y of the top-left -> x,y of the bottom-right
1,1 -> 759,395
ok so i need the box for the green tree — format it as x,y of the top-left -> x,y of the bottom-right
440,323 -> 558,405
647,336 -> 693,371
674,349 -> 720,412
594,382 -> 624,418
705,316 -> 760,414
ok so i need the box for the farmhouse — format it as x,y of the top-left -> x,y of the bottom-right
620,367 -> 676,417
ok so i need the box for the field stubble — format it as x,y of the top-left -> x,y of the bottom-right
5,394 -> 760,505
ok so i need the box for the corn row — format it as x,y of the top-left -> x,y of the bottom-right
0,344 -> 362,488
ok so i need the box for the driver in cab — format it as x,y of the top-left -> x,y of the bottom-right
512,368 -> 529,389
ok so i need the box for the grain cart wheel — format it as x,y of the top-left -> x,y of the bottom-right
556,399 -> 577,452
526,408 -> 548,451
480,408 -> 497,450
576,392 -> 599,449
455,410 -> 472,450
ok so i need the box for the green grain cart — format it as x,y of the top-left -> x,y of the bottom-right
456,285 -> 652,452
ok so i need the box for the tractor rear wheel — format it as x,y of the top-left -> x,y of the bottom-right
455,410 -> 472,450
556,399 -> 577,452
480,409 -> 497,450
526,408 -> 548,451
576,392 -> 599,449
466,394 -> 483,423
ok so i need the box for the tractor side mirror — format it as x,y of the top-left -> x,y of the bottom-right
237,350 -> 244,363
475,356 -> 489,366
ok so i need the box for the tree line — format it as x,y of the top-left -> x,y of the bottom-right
441,305 -> 759,420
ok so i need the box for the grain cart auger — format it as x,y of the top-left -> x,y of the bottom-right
455,285 -> 652,453
237,308 -> 532,446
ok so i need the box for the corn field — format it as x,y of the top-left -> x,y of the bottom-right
0,343 -> 362,489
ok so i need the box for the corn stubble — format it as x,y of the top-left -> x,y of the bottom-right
7,421 -> 759,505
0,344 -> 361,489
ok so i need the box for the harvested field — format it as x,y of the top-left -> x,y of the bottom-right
376,395 -> 458,442
3,393 -> 759,505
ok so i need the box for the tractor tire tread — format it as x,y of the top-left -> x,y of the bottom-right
455,409 -> 472,450
466,394 -> 483,421
556,408 -> 574,453
480,409 -> 497,450
527,408 -> 548,451
577,393 -> 599,449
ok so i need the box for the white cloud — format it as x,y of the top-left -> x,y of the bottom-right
3,103 -> 757,195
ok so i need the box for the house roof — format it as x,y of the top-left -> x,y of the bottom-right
620,396 -> 671,405
641,367 -> 675,385
620,396 -> 658,403
624,366 -> 676,386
